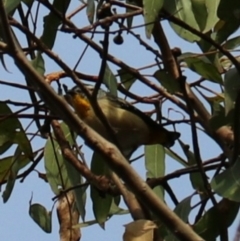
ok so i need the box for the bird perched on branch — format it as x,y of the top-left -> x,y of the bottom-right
64,85 -> 180,157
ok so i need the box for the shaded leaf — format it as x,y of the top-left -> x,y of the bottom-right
224,67 -> 240,115
2,146 -> 31,202
86,0 -> 95,24
40,0 -> 71,49
217,0 -> 240,21
4,0 -> 21,14
29,203 -> 52,233
193,199 -> 239,240
103,64 -> 118,97
90,151 -> 112,225
179,141 -> 206,194
213,19 -> 240,45
118,68 -> 136,90
0,154 -> 30,182
143,0 -> 164,38
222,36 -> 240,51
154,69 -> 180,94
183,54 -> 223,84
174,195 -> 193,222
145,144 -> 165,199
211,159 -> 240,201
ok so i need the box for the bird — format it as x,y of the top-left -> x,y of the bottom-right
64,85 -> 180,157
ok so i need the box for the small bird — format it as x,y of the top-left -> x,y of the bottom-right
65,85 -> 180,157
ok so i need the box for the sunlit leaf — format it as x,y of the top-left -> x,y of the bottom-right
145,144 -> 165,199
164,0 -> 200,42
154,69 -> 180,94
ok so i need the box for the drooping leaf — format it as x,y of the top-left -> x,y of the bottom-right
203,0 -> 220,33
86,0 -> 95,24
145,144 -> 165,199
143,0 -> 164,38
90,151 -> 112,225
29,202 -> 52,233
154,69 -> 180,94
103,64 -> 118,97
2,146 -> 31,202
40,0 -> 71,49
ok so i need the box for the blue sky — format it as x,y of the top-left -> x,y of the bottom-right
0,1 -> 240,240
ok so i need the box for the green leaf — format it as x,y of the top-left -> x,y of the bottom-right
90,151 -> 112,225
2,146 -> 31,202
213,20 -> 240,45
40,0 -> 71,49
44,123 -> 76,194
164,0 -> 201,42
193,199 -> 239,240
204,0 -> 220,33
29,203 -> 52,233
143,0 -> 164,38
103,64 -> 118,97
109,198 -> 129,216
224,67 -> 240,115
217,0 -> 240,21
179,141 -> 206,194
222,36 -> 240,51
208,101 -> 231,131
211,159 -> 240,201
44,123 -> 86,217
145,144 -> 165,199
183,54 -> 223,84
174,195 -> 193,222
0,154 -> 30,182
165,148 -> 188,167
4,0 -> 20,14
117,68 -> 136,90
126,0 -> 138,29
31,53 -> 45,76
154,69 -> 180,94
86,0 -> 95,24
165,195 -> 193,241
